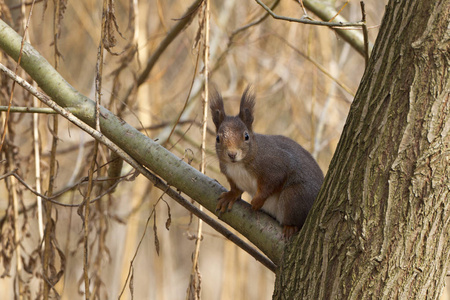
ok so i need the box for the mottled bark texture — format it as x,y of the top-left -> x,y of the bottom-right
274,0 -> 449,299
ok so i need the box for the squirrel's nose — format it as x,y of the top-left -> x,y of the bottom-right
228,152 -> 237,160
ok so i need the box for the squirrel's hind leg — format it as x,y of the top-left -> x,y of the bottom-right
278,184 -> 314,235
282,225 -> 300,238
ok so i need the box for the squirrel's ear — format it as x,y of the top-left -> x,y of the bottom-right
239,86 -> 255,131
210,88 -> 226,130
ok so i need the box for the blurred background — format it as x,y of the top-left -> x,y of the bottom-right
2,0 -> 447,299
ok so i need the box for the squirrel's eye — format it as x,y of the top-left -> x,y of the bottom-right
244,132 -> 250,141
216,135 -> 220,143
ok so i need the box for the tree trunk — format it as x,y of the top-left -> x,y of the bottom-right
274,0 -> 450,298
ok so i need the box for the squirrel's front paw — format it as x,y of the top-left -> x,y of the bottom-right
216,191 -> 240,213
250,197 -> 265,210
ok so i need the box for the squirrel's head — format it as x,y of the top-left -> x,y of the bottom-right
210,87 -> 255,163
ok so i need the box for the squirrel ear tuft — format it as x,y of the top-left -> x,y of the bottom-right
209,88 -> 226,130
239,86 -> 255,131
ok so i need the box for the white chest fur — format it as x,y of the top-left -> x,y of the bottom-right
224,163 -> 258,196
224,162 -> 282,220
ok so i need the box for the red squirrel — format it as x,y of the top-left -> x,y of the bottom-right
210,87 -> 324,238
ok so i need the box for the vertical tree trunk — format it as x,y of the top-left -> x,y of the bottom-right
274,0 -> 450,298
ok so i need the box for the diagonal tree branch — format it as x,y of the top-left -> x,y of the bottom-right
0,18 -> 286,266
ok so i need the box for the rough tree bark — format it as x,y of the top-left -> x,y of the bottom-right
274,0 -> 449,299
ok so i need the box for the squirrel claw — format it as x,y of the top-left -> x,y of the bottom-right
215,209 -> 223,218
215,202 -> 227,214
216,191 -> 239,214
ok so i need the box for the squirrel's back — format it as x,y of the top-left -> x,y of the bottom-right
253,134 -> 322,179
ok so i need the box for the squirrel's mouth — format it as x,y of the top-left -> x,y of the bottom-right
229,155 -> 243,163
226,150 -> 241,163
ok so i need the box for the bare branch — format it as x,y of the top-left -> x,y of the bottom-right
360,1 -> 370,66
255,0 -> 364,27
0,105 -> 57,113
255,0 -> 374,56
120,0 -> 204,114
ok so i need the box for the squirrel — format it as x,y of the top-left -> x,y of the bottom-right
210,86 -> 324,238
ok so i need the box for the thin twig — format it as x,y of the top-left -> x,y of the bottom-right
43,105 -> 58,300
165,41 -> 202,145
211,0 -> 280,78
43,1 -> 62,296
360,1 -> 370,66
23,0 -> 44,248
328,0 -> 349,22
276,35 -> 355,99
118,194 -> 165,299
3,2 -> 38,297
0,105 -> 60,113
10,0 -> 43,10
80,1 -> 109,297
0,169 -> 127,208
32,99 -> 44,240
229,0 -> 280,41
0,1 -> 36,153
6,147 -> 22,295
189,0 -> 210,297
296,0 -> 308,17
255,0 -> 364,28
120,0 -> 204,115
81,144 -> 97,300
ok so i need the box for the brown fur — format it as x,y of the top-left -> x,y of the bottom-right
210,87 -> 324,238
